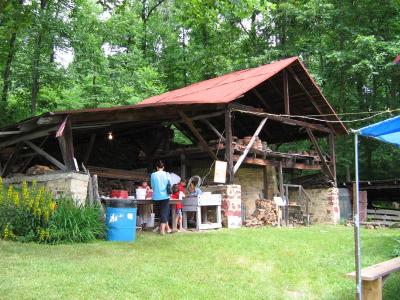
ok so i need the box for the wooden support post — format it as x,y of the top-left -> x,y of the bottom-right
306,128 -> 335,182
225,109 -> 234,184
24,140 -> 66,171
201,119 -> 225,142
233,117 -> 268,174
278,162 -> 287,226
361,278 -> 382,300
1,143 -> 22,177
328,133 -> 337,186
180,153 -> 186,179
57,119 -> 75,171
283,70 -> 290,115
83,134 -> 96,165
178,111 -> 218,161
92,174 -> 101,205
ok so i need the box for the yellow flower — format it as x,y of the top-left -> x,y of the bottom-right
12,191 -> 20,207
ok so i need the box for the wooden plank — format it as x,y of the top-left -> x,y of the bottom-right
88,166 -> 148,181
178,111 -> 218,161
57,118 -> 75,171
367,209 -> 400,216
346,257 -> 400,281
367,215 -> 400,222
83,133 -> 96,165
232,155 -> 322,170
306,128 -> 335,182
283,70 -> 290,115
201,119 -> 225,142
225,109 -> 234,183
24,140 -> 66,171
233,117 -> 268,174
229,103 -> 332,133
1,143 -> 22,177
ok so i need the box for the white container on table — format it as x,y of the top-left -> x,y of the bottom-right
136,188 -> 146,200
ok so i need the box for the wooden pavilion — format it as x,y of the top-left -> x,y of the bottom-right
0,57 -> 347,205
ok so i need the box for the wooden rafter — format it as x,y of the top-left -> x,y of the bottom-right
287,67 -> 336,132
305,128 -> 335,182
24,140 -> 66,171
178,111 -> 218,161
0,126 -> 57,149
251,88 -> 273,111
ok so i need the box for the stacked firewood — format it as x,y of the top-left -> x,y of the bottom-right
245,199 -> 277,227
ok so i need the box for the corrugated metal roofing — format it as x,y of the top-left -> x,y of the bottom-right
139,57 -> 298,106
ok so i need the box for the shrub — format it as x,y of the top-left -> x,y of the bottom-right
45,199 -> 105,244
0,179 -> 56,242
0,179 -> 105,244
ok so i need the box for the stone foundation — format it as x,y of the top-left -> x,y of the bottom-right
305,187 -> 340,224
3,171 -> 90,206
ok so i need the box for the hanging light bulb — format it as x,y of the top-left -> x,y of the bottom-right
108,131 -> 113,140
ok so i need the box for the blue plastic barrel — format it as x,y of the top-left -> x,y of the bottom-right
106,206 -> 137,242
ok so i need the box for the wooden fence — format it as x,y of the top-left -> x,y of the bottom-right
367,209 -> 400,225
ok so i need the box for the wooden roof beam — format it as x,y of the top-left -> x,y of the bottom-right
287,67 -> 336,132
178,111 -> 218,161
229,103 -> 333,134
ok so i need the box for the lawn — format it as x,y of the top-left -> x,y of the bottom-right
0,225 -> 399,300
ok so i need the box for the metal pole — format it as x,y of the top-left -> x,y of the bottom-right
354,133 -> 362,300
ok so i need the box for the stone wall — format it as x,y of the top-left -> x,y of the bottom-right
304,187 -> 340,224
3,171 -> 90,205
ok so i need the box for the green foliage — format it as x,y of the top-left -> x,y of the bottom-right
0,179 -> 105,244
46,199 -> 105,244
0,180 -> 56,242
0,0 -> 399,181
392,239 -> 400,257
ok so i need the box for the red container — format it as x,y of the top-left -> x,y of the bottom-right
110,190 -> 129,199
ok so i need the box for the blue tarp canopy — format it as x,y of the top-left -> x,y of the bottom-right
358,115 -> 400,147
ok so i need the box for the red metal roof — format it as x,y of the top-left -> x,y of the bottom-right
394,55 -> 400,64
139,57 -> 298,106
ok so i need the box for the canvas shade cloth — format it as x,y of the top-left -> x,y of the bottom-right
358,115 -> 400,146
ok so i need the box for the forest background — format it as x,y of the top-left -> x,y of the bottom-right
0,0 -> 399,182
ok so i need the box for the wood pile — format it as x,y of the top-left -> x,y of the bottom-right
245,199 -> 277,227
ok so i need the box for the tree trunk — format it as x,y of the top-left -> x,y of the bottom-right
31,0 -> 47,114
1,31 -> 17,109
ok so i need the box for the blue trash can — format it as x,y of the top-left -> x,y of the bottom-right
105,200 -> 137,242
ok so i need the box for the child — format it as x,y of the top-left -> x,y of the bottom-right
188,181 -> 202,196
139,180 -> 153,199
171,179 -> 186,231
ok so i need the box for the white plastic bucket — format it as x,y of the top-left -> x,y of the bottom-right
146,213 -> 155,228
136,188 -> 147,200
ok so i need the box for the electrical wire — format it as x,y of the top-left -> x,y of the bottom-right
233,108 -> 399,124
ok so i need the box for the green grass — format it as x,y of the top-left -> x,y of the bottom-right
0,225 -> 399,299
